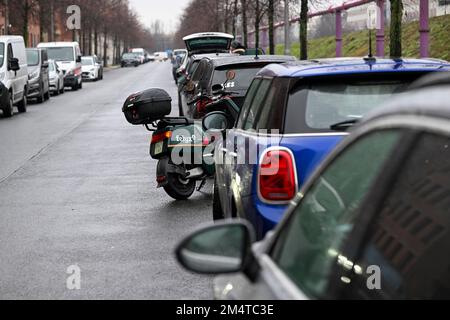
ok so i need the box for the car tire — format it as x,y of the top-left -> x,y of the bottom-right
60,84 -> 65,94
212,178 -> 225,221
17,88 -> 27,113
79,80 -> 83,89
2,91 -> 14,118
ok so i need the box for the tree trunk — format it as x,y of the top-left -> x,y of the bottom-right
232,0 -> 238,36
242,0 -> 248,47
23,2 -> 30,46
390,0 -> 403,57
103,29 -> 108,67
268,0 -> 274,54
299,0 -> 308,60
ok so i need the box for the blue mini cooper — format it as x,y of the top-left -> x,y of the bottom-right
213,57 -> 450,239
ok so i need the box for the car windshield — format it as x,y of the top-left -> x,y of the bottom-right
49,62 -> 55,72
123,54 -> 135,59
212,66 -> 265,91
285,73 -> 425,133
27,50 -> 40,66
45,47 -> 74,62
0,43 -> 4,68
82,57 -> 94,66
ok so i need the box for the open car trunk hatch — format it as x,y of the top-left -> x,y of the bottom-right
183,33 -> 234,55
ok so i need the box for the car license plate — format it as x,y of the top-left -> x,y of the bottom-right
154,141 -> 163,155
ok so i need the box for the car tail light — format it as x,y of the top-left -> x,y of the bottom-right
259,149 -> 297,202
151,131 -> 172,144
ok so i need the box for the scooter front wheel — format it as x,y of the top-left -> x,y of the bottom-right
163,172 -> 196,200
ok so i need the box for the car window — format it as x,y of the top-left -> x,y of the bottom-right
243,80 -> 271,130
271,130 -> 402,298
284,73 -> 426,134
236,79 -> 261,129
340,132 -> 450,300
255,78 -> 288,131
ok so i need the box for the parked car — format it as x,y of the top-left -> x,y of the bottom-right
176,32 -> 235,97
154,52 -> 169,62
172,49 -> 187,83
48,59 -> 65,95
213,57 -> 450,239
81,55 -> 103,81
176,52 -> 236,115
131,48 -> 146,64
0,35 -> 28,117
121,53 -> 140,67
177,82 -> 450,300
37,42 -> 83,91
26,48 -> 50,103
179,54 -> 296,118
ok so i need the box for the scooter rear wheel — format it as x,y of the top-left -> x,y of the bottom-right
163,173 -> 196,200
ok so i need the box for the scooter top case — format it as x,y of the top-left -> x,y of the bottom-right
123,88 -> 172,125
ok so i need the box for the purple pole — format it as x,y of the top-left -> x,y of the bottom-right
262,29 -> 268,50
336,10 -> 343,57
376,0 -> 385,56
419,0 -> 429,58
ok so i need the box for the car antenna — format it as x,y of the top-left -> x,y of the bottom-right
364,9 -> 376,63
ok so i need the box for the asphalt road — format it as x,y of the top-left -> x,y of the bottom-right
0,62 -> 213,299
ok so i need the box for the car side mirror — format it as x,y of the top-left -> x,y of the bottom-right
176,222 -> 255,275
202,111 -> 230,132
76,56 -> 82,63
8,58 -> 20,72
42,61 -> 49,68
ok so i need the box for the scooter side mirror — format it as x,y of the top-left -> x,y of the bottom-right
202,111 -> 229,132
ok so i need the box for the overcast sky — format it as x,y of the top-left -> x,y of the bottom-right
129,0 -> 189,33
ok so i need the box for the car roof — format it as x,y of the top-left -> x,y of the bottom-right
207,55 -> 297,67
361,85 -> 450,125
37,42 -> 79,47
190,53 -> 237,61
257,57 -> 450,78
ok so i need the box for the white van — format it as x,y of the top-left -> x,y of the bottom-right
37,42 -> 82,91
0,36 -> 28,117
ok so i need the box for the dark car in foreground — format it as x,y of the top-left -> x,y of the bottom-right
180,54 -> 296,118
214,58 -> 450,240
176,81 -> 450,300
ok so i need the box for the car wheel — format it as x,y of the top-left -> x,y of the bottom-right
2,91 -> 14,117
79,80 -> 83,89
212,178 -> 225,221
17,88 -> 27,113
54,83 -> 60,96
60,84 -> 65,94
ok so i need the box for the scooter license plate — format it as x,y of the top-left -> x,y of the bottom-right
154,141 -> 164,155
